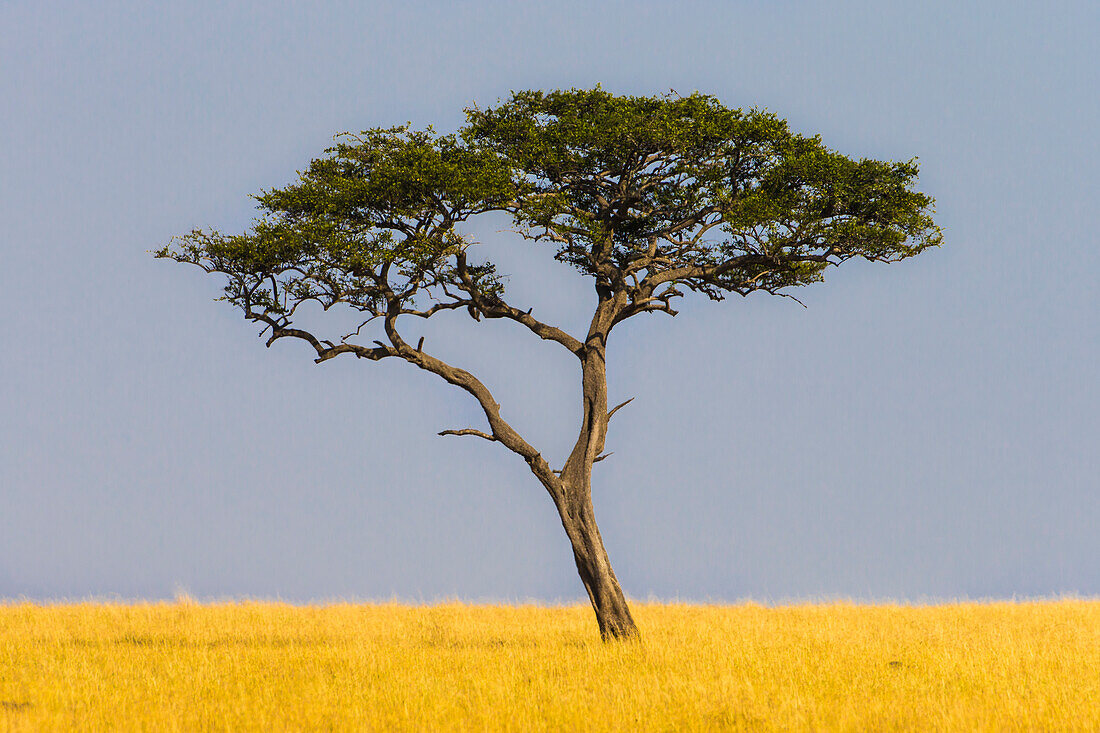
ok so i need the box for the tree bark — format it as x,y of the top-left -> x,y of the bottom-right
394,282 -> 640,640
552,291 -> 639,640
557,487 -> 639,640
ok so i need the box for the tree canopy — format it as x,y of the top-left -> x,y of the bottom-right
159,88 -> 939,353
157,88 -> 940,639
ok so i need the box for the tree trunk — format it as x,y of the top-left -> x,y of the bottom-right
554,293 -> 639,640
557,488 -> 639,640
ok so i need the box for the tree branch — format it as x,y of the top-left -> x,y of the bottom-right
375,303 -> 565,502
453,251 -> 585,355
438,428 -> 498,442
607,397 -> 634,421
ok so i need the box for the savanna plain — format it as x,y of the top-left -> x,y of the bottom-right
1,600 -> 1097,730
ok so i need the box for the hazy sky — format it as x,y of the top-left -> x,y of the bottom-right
2,0 -> 1097,603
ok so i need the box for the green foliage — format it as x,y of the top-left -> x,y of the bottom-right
464,88 -> 940,297
156,125 -> 514,322
157,87 -> 940,334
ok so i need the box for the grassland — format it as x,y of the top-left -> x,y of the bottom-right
1,600 -> 1097,730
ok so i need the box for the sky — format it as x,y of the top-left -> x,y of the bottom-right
1,0 -> 1097,603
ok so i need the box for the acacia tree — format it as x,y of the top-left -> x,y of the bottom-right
157,88 -> 940,640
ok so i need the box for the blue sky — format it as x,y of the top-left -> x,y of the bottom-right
2,0 -> 1097,602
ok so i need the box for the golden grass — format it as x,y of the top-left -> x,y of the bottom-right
1,600 -> 1097,730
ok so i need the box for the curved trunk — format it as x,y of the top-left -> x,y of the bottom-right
558,487 -> 638,640
554,294 -> 638,640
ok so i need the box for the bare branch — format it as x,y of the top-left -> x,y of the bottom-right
314,342 -> 392,363
400,301 -> 469,319
377,307 -> 561,498
452,251 -> 585,354
342,315 -> 382,342
438,428 -> 498,443
774,290 -> 808,308
607,397 -> 635,421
